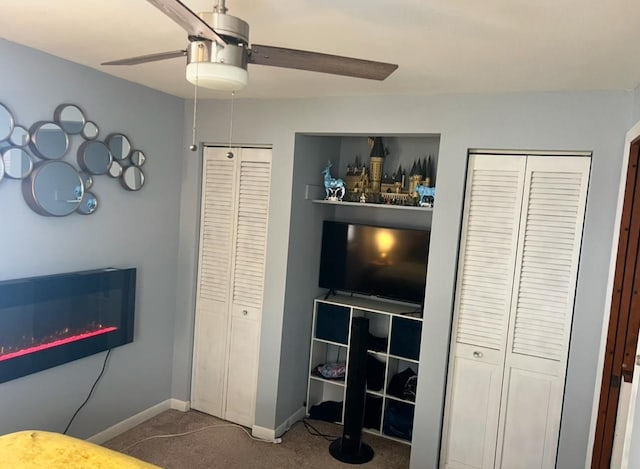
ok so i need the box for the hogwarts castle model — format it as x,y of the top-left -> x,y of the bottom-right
338,137 -> 435,207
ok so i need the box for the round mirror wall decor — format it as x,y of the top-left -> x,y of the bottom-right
22,161 -> 84,217
79,171 -> 94,190
54,104 -> 86,135
2,101 -> 148,216
9,125 -> 30,147
106,133 -> 132,161
0,103 -> 15,142
121,166 -> 145,191
108,160 -> 123,178
77,191 -> 98,215
82,121 -> 99,140
78,140 -> 112,175
130,150 -> 146,167
2,147 -> 33,179
29,121 -> 69,160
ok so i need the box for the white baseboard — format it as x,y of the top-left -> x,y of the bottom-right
169,398 -> 191,412
88,398 -> 190,444
275,406 -> 306,438
252,406 -> 306,441
251,424 -> 275,441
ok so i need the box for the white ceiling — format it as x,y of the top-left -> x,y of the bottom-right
1,0 -> 640,99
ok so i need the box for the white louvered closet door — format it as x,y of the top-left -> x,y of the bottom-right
225,148 -> 271,427
442,154 -> 527,469
191,147 -> 272,428
191,151 -> 238,417
496,156 -> 590,469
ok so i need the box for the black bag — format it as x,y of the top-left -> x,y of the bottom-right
387,367 -> 417,401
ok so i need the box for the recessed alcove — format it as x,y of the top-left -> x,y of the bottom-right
280,132 -> 441,442
294,133 -> 440,231
286,133 -> 441,302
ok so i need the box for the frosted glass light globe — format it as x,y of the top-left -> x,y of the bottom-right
186,62 -> 248,91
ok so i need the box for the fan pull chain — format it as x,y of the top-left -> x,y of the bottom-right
189,60 -> 200,151
226,91 -> 235,159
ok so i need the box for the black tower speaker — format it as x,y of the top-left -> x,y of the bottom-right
329,317 -> 374,464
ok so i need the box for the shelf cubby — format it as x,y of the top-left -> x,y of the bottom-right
366,352 -> 386,394
363,394 -> 384,433
382,399 -> 415,443
306,294 -> 423,445
386,357 -> 418,404
307,378 -> 345,424
389,315 -> 422,361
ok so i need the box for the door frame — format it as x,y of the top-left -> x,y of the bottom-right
587,119 -> 640,467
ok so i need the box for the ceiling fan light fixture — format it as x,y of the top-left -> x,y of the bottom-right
186,62 -> 248,91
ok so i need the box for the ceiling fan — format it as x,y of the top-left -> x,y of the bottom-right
102,0 -> 399,91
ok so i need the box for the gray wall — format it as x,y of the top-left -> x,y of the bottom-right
633,83 -> 640,123
0,39 -> 184,438
274,135 -> 339,424
174,91 -> 631,468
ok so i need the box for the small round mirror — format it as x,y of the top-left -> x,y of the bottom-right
0,103 -> 15,142
2,147 -> 33,179
9,125 -> 30,147
77,191 -> 98,215
22,161 -> 84,216
108,160 -> 123,178
107,133 -> 132,161
130,150 -> 146,167
78,140 -> 112,175
82,121 -> 99,140
121,166 -> 145,191
54,104 -> 86,135
29,121 -> 69,160
79,171 -> 93,190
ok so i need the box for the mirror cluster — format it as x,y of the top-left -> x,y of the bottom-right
0,102 -> 147,216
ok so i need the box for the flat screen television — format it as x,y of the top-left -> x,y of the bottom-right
319,221 -> 430,304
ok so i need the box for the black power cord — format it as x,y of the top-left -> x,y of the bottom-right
302,419 -> 340,442
63,349 -> 112,434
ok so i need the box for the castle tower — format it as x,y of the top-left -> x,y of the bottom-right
368,137 -> 386,192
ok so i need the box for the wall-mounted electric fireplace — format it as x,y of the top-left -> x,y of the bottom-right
0,268 -> 135,383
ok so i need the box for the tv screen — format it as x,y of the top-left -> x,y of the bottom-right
319,221 -> 430,304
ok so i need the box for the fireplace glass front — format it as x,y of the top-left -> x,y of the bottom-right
0,268 -> 135,383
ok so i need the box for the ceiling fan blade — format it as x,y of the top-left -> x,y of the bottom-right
248,44 -> 398,81
145,0 -> 226,46
102,50 -> 187,66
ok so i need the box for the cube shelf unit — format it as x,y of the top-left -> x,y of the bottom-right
306,294 -> 423,444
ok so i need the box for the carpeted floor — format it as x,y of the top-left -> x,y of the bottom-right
104,410 -> 410,469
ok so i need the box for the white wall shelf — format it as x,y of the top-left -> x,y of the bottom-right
312,199 -> 433,212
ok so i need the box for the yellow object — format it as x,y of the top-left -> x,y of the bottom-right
0,431 -> 160,469
369,156 -> 384,192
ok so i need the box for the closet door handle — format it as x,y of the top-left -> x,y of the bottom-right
473,351 -> 483,359
242,310 -> 248,316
